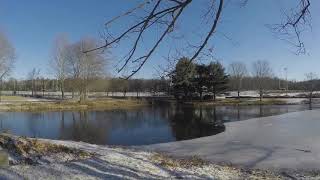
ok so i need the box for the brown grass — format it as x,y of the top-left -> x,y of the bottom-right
150,153 -> 293,179
0,98 -> 148,112
151,153 -> 208,169
189,98 -> 289,106
0,133 -> 92,164
0,96 -> 30,101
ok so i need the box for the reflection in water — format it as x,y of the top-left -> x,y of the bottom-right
169,105 -> 225,141
0,104 -> 316,145
59,111 -> 111,144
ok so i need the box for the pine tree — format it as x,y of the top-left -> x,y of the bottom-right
206,62 -> 229,101
171,57 -> 196,99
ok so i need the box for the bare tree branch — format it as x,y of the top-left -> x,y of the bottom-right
268,0 -> 311,54
84,0 -> 226,79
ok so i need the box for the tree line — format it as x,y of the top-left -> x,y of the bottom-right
170,57 -> 275,101
0,77 -> 170,97
170,57 -> 319,101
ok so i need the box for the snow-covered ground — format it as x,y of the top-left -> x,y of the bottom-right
1,135 -> 313,180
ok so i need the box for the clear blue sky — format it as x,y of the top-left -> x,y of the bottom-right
0,0 -> 319,81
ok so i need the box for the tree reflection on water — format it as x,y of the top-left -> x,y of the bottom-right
168,105 -> 225,141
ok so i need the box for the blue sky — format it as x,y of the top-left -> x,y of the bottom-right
0,0 -> 319,81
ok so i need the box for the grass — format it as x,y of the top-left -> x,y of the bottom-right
0,133 -> 92,164
0,95 -> 294,112
151,153 -> 208,168
187,98 -> 289,106
0,151 -> 8,166
0,96 -> 30,101
151,153 -> 316,179
0,98 -> 148,112
151,153 -> 286,179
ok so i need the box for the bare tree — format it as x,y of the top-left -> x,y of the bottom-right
66,38 -> 108,102
120,79 -> 129,97
131,79 -> 143,98
252,60 -> 273,101
305,72 -> 317,107
28,68 -> 40,97
83,0 -> 312,78
50,35 -> 69,99
268,0 -> 311,54
0,31 -> 15,101
228,62 -> 247,98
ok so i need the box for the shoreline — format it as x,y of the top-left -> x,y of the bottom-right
0,98 -> 148,112
165,98 -> 306,106
0,133 -> 318,179
0,96 -> 308,112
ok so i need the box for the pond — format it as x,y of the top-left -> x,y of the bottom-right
0,103 -> 317,145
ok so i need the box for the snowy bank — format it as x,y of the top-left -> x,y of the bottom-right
0,134 -> 319,179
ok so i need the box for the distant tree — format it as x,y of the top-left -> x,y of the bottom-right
131,79 -> 143,97
119,79 -> 129,97
305,72 -> 317,106
207,62 -> 229,101
0,31 -> 15,101
155,77 -> 169,94
194,64 -> 208,101
28,68 -> 40,97
171,57 -> 196,99
40,77 -> 47,97
228,62 -> 247,98
252,60 -> 273,101
66,37 -> 108,102
50,35 -> 69,99
6,78 -> 17,94
106,78 -> 117,96
87,77 -> 109,93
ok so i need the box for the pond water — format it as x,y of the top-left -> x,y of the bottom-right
0,104 -> 317,145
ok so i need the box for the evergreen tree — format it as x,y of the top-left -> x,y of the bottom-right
171,57 -> 196,99
194,64 -> 208,101
207,62 -> 229,101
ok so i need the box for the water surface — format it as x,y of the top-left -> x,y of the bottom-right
0,104 -> 316,145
